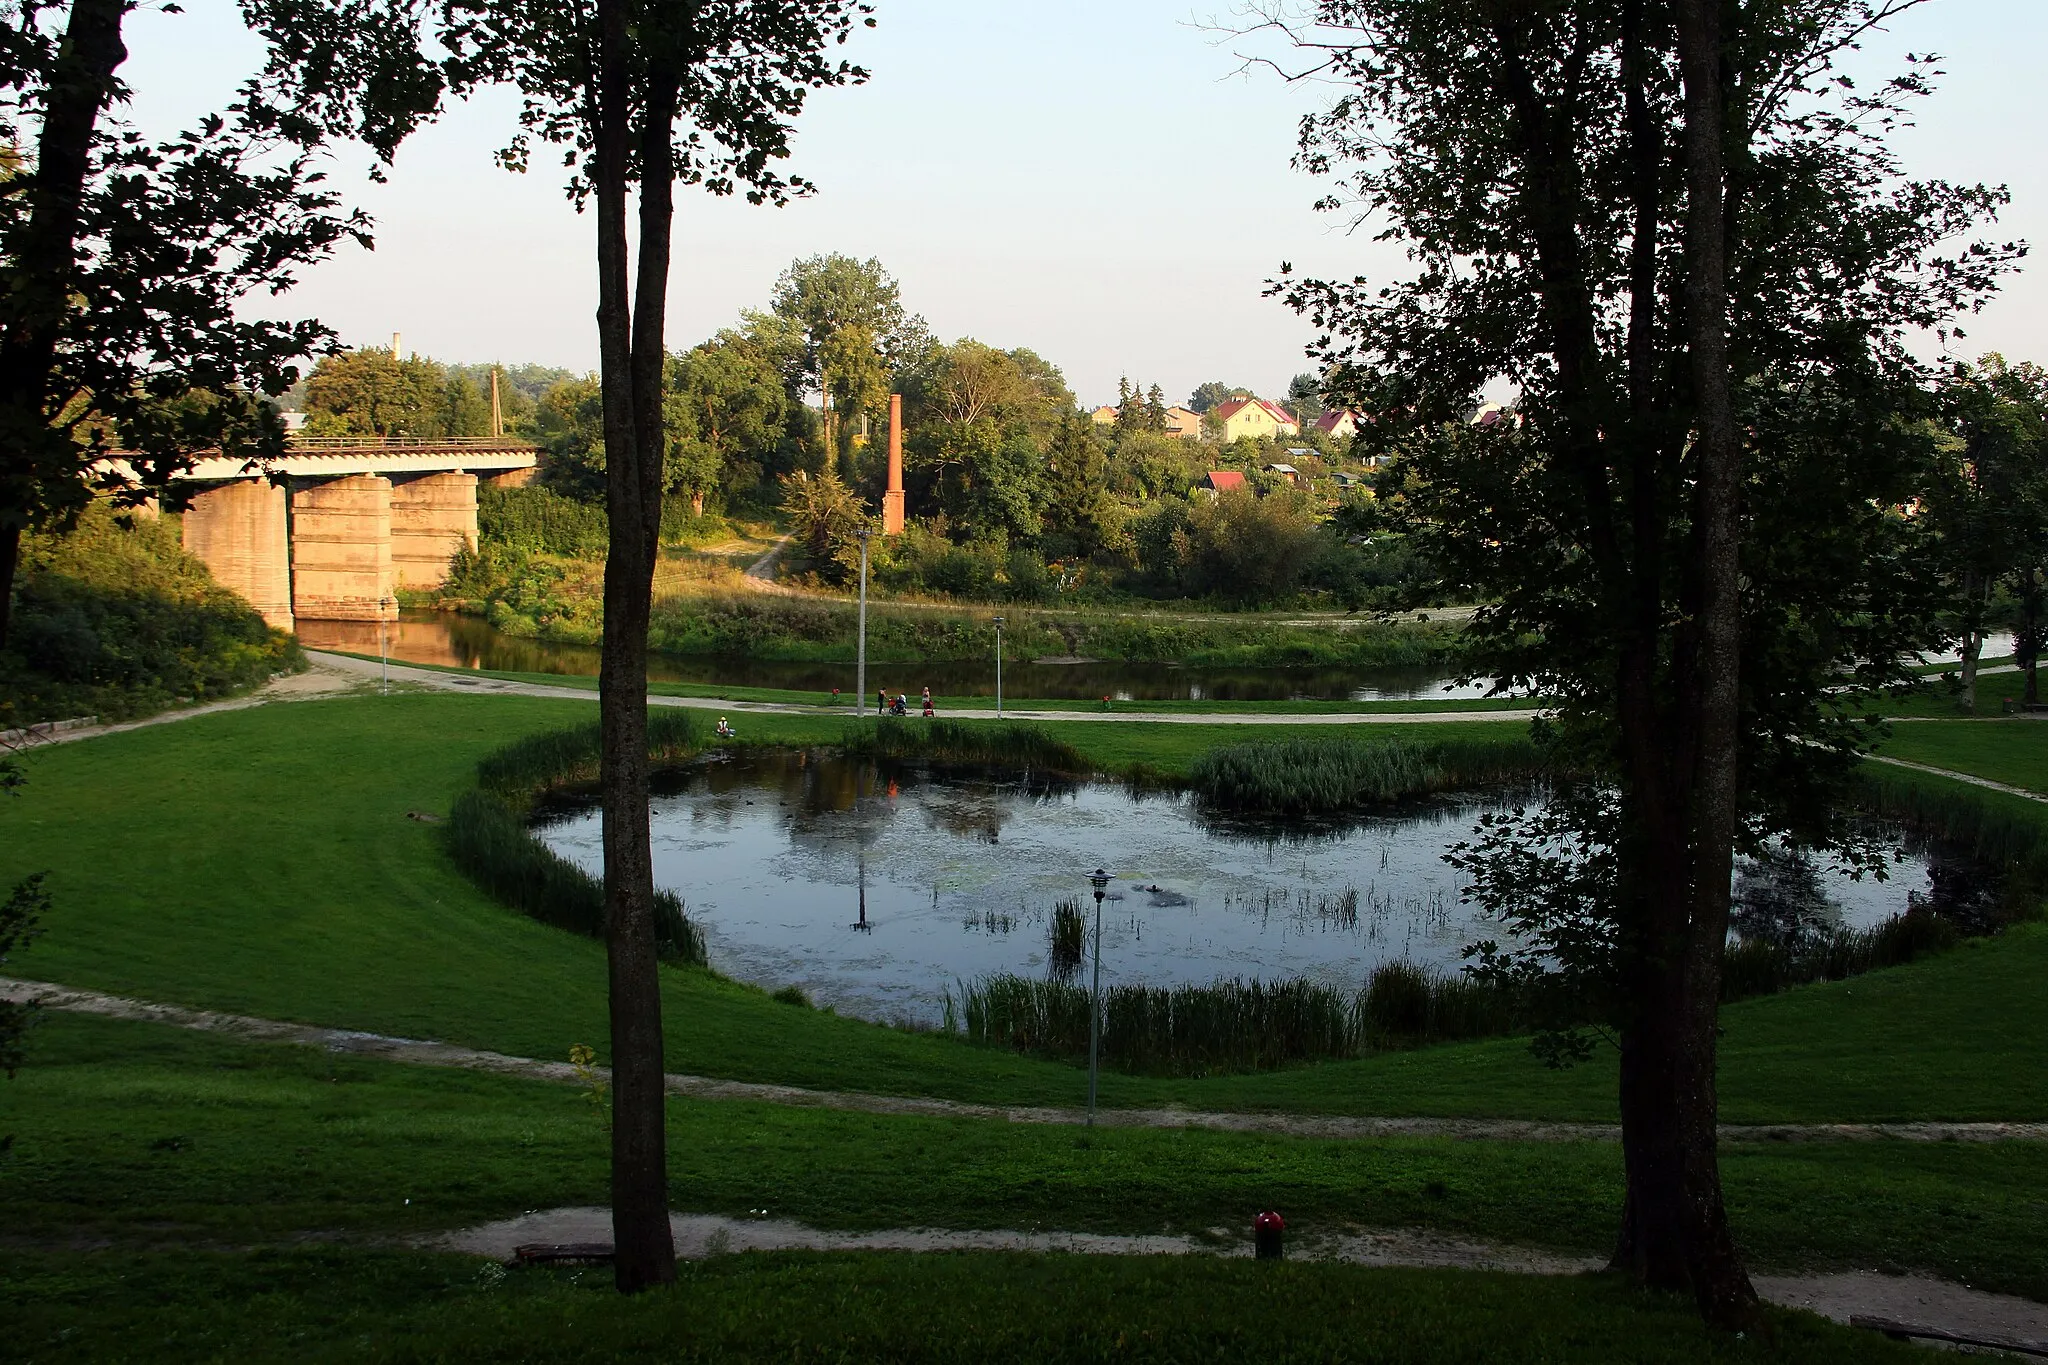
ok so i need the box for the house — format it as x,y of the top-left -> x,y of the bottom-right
1313,410 -> 1360,440
1330,470 -> 1361,489
1089,405 -> 1119,427
1211,396 -> 1300,442
1263,462 -> 1303,486
1201,470 -> 1248,498
1163,405 -> 1203,440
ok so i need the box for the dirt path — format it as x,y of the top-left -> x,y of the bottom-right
1865,752 -> 2048,804
435,1207 -> 2048,1349
9,976 -> 2042,1146
0,657 -> 366,750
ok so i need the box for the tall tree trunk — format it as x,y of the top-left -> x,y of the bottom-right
1958,570 -> 1983,712
0,0 -> 129,651
592,0 -> 676,1293
1670,0 -> 1760,1328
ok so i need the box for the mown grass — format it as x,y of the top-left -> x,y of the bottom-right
4,695 -> 2047,1123
1876,716 -> 2048,796
4,1246 -> 1925,1364
6,1013 -> 2048,1302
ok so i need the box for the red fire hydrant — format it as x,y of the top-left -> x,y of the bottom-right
1254,1210 -> 1285,1260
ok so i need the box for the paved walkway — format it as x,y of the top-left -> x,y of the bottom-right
8,977 -> 2042,1146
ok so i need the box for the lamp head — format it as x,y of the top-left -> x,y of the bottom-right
1089,868 -> 1109,894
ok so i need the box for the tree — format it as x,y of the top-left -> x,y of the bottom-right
1044,407 -> 1109,555
1262,0 -> 2015,1326
0,0 -> 377,649
534,376 -> 607,500
302,347 -> 449,437
1285,371 -> 1325,422
255,0 -> 872,1293
779,467 -> 867,580
767,252 -> 928,463
665,330 -> 796,510
1187,381 -> 1250,414
1925,357 -> 2048,709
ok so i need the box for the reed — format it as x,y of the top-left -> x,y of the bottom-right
1047,897 -> 1086,980
841,717 -> 1086,773
444,789 -> 704,965
953,960 -> 1526,1076
476,708 -> 698,809
1188,734 -> 1544,817
1720,910 -> 1959,1000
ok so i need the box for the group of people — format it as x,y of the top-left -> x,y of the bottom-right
878,686 -> 935,717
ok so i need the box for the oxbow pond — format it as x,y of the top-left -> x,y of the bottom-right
532,750 -> 1992,1026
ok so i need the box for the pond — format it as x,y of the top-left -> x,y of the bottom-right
531,749 -> 1988,1026
297,610 -> 1495,702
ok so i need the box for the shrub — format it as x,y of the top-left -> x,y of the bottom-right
841,717 -> 1085,773
1189,734 -> 1544,816
2,503 -> 300,725
477,485 -> 608,558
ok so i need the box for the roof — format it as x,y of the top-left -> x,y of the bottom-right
1211,396 -> 1297,427
1313,410 -> 1358,434
1204,470 -> 1247,491
1264,462 -> 1301,474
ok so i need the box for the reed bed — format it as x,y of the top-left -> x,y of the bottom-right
1720,910 -> 1958,1000
445,788 -> 704,964
842,717 -> 1086,773
1047,897 -> 1086,980
954,960 -> 1524,1076
1188,734 -> 1544,817
476,709 -> 699,809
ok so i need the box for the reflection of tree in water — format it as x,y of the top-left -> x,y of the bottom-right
1898,826 -> 2005,934
1731,846 -> 1839,948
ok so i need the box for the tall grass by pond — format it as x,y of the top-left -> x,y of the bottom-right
477,709 -> 698,809
1048,898 -> 1087,980
843,717 -> 1086,773
451,711 -> 706,965
1189,734 -> 1546,816
1720,909 -> 1960,1000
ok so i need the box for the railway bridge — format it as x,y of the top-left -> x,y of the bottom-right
170,437 -> 538,631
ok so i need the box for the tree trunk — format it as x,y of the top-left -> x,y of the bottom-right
592,0 -> 675,1293
1668,0 -> 1761,1329
0,0 -> 129,652
1958,570 -> 1983,712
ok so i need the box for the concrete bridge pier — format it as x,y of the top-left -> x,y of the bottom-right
292,474 -> 396,622
179,479 -> 294,631
390,471 -> 479,589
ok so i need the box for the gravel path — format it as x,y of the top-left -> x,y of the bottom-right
9,977 -> 2043,1146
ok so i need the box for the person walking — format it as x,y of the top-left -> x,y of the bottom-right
921,685 -> 934,717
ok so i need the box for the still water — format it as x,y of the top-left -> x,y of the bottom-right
532,750 -> 1969,1025
297,610 -> 1493,702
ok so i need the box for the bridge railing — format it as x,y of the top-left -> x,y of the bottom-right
285,434 -> 539,450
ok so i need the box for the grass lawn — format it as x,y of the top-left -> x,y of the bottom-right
7,1012 -> 2047,1302
4,1247 -> 1925,1365
4,694 -> 2047,1122
1876,715 -> 2048,793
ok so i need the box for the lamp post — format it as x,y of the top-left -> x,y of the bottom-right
1087,867 -> 1110,1126
855,525 -> 872,717
992,615 -> 1005,719
379,594 -> 397,694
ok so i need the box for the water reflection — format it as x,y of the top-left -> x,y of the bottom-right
532,749 -> 1962,1025
299,609 -> 1496,702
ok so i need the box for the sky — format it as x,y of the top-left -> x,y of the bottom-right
118,0 -> 2048,409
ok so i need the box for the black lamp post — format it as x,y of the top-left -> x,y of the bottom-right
855,525 -> 871,716
992,615 -> 1005,718
1087,866 -> 1110,1125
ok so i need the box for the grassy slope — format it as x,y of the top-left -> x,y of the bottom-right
7,1012 -> 2046,1303
6,695 -> 2047,1124
1877,715 -> 2048,793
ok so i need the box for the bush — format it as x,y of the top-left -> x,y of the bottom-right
2,503 -> 300,725
477,485 -> 608,558
842,718 -> 1086,773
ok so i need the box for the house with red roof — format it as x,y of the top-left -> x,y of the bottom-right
1212,396 -> 1300,442
1201,470 -> 1248,498
1313,410 -> 1361,440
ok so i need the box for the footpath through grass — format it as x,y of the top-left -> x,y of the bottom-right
4,693 -> 2047,1122
7,1012 -> 2047,1303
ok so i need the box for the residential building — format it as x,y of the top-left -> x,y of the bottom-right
1201,470 -> 1248,498
1263,462 -> 1303,486
1313,410 -> 1359,440
1211,396 -> 1300,442
1089,405 -> 1118,427
1163,405 -> 1203,440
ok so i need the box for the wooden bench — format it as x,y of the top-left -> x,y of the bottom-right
511,1242 -> 615,1266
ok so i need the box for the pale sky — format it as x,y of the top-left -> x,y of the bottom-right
120,0 -> 2048,408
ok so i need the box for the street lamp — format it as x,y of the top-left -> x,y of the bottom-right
855,525 -> 872,717
379,594 -> 397,694
1087,867 -> 1110,1126
991,615 -> 1005,719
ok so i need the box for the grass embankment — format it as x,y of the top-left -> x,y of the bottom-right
6,1242 -> 1924,1364
5,694 -> 2047,1125
1876,715 -> 2048,795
